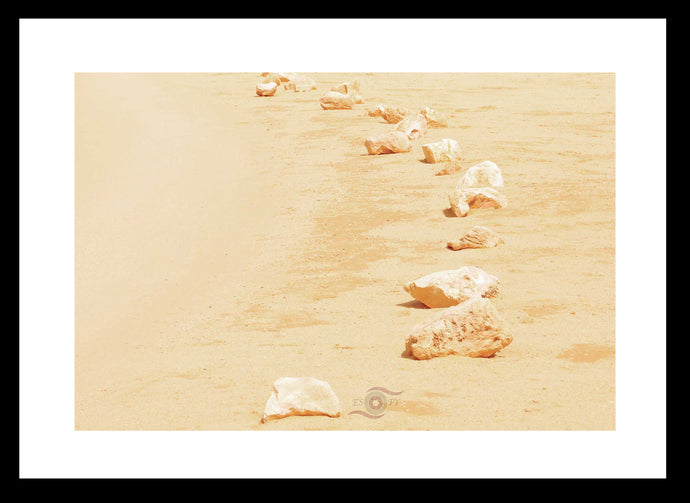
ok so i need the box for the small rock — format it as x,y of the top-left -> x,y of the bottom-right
320,91 -> 355,110
405,297 -> 513,359
419,107 -> 448,128
395,114 -> 428,140
256,81 -> 278,96
284,74 -> 317,92
447,226 -> 503,250
331,80 -> 362,103
367,104 -> 410,124
403,266 -> 500,308
261,377 -> 341,423
364,130 -> 412,155
422,139 -> 461,164
457,160 -> 504,190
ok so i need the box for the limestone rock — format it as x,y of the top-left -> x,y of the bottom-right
461,187 -> 508,209
405,297 -> 513,359
367,104 -> 410,124
364,130 -> 412,155
256,81 -> 278,96
395,114 -> 428,140
448,187 -> 507,217
448,190 -> 470,217
419,107 -> 448,128
331,80 -> 362,103
458,160 -> 504,190
447,226 -> 503,250
261,377 -> 341,423
422,139 -> 461,164
403,266 -> 499,308
320,91 -> 355,110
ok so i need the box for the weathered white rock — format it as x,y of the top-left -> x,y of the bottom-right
448,190 -> 470,217
422,139 -> 461,164
256,81 -> 278,96
448,187 -> 508,217
460,187 -> 508,209
403,266 -> 500,308
330,81 -> 363,103
261,377 -> 341,423
395,114 -> 428,140
364,130 -> 413,155
419,107 -> 448,128
320,91 -> 355,110
405,297 -> 513,359
447,226 -> 503,250
367,104 -> 410,124
457,161 -> 504,190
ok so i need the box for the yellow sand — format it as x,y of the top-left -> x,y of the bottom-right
75,73 -> 615,430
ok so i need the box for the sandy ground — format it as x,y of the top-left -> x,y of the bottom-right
75,72 -> 615,431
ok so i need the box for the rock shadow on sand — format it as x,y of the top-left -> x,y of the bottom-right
396,299 -> 430,309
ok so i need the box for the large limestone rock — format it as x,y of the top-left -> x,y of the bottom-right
256,81 -> 278,96
403,266 -> 499,308
447,226 -> 503,250
422,139 -> 461,163
364,130 -> 412,155
419,107 -> 448,128
367,104 -> 410,124
457,161 -> 504,191
448,187 -> 508,217
460,187 -> 508,209
320,91 -> 355,110
395,114 -> 428,140
405,297 -> 513,359
261,377 -> 341,423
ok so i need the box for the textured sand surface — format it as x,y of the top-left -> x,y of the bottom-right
75,72 -> 615,430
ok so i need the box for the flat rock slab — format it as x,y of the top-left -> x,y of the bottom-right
364,130 -> 413,155
447,225 -> 503,250
405,297 -> 513,359
262,377 -> 341,423
404,265 -> 499,308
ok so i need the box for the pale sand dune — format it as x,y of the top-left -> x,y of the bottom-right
75,73 -> 615,430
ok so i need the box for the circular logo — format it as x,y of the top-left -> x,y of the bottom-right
364,390 -> 388,417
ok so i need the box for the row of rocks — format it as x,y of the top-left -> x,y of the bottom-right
363,104 -> 449,155
257,75 -> 512,423
255,72 -> 317,96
